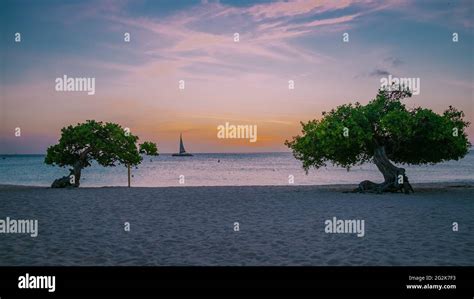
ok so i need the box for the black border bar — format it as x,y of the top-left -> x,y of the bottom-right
0,266 -> 472,298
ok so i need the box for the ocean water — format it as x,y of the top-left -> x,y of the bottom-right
0,152 -> 473,187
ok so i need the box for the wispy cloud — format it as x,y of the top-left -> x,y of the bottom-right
98,0 -> 387,81
386,57 -> 403,67
369,69 -> 391,77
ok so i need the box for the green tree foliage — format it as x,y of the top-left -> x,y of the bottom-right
286,88 -> 470,192
139,141 -> 159,156
45,120 -> 158,187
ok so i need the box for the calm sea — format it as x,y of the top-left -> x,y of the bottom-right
0,152 -> 473,187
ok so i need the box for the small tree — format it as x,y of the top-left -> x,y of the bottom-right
286,87 -> 471,193
139,141 -> 159,156
45,120 -> 158,188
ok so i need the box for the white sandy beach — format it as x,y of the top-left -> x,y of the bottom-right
0,183 -> 473,266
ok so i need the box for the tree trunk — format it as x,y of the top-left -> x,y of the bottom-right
72,160 -> 83,187
51,150 -> 89,188
127,164 -> 131,188
51,163 -> 82,188
354,146 -> 414,194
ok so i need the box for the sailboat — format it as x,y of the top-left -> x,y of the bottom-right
172,133 -> 193,156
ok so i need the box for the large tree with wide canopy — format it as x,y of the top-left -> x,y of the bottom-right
286,87 -> 470,193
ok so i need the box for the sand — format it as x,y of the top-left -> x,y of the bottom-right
0,183 -> 473,266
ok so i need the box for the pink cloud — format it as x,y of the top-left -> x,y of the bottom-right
246,0 -> 355,19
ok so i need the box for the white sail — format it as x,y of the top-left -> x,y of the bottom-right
179,133 -> 186,154
173,133 -> 193,156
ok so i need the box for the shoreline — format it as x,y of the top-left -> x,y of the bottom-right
1,181 -> 473,190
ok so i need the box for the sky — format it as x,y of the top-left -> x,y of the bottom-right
1,0 -> 473,154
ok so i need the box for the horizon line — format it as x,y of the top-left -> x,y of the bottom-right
0,151 -> 294,156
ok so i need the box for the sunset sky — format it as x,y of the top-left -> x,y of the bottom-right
1,0 -> 473,154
